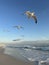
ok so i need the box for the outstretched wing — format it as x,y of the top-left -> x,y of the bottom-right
13,26 -> 17,28
25,11 -> 31,19
13,26 -> 20,29
32,15 -> 37,24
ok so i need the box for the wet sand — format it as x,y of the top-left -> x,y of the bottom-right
0,47 -> 35,65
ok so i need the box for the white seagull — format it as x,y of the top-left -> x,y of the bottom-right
13,39 -> 21,41
25,11 -> 37,24
13,25 -> 23,30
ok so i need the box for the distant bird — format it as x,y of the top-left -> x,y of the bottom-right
25,11 -> 37,24
3,30 -> 10,32
21,35 -> 24,37
13,39 -> 21,41
13,25 -> 24,30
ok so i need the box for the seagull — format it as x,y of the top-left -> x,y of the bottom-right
13,39 -> 21,41
21,35 -> 24,37
25,11 -> 37,24
3,30 -> 10,32
13,25 -> 23,30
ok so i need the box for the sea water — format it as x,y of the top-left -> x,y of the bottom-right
4,43 -> 49,62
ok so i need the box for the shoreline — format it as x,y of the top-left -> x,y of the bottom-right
0,47 -> 35,65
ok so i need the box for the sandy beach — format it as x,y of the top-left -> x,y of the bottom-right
0,47 -> 35,65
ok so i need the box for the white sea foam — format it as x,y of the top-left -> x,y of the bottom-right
27,58 -> 39,65
27,58 -> 35,61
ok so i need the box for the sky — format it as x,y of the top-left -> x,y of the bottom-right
0,0 -> 49,42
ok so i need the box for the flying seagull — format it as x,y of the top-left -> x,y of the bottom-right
21,35 -> 24,37
13,39 -> 21,41
3,30 -> 10,32
25,11 -> 37,24
13,25 -> 24,30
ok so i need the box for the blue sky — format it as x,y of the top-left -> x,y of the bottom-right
0,0 -> 49,42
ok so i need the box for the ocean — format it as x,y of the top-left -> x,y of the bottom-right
4,42 -> 49,62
